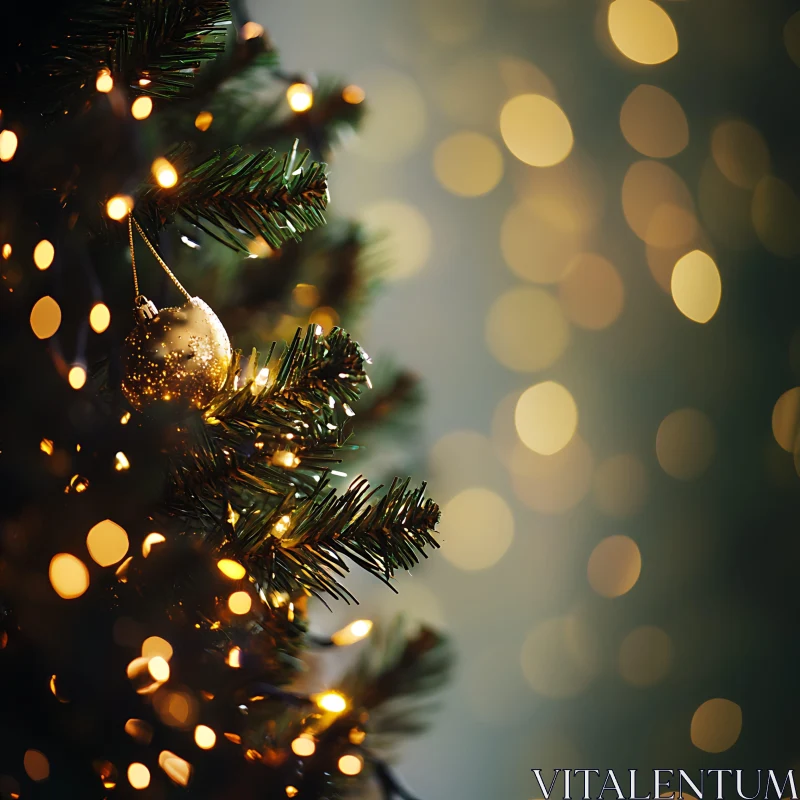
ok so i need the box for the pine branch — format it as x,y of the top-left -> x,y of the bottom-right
338,618 -> 453,739
231,477 -> 440,603
115,0 -> 231,99
135,144 -> 329,252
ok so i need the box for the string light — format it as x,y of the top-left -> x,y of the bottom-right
127,763 -> 150,790
30,295 -> 61,339
106,194 -> 133,221
315,691 -> 347,713
138,77 -> 151,87
142,532 -> 166,557
338,754 -> 363,776
286,83 -> 313,112
331,619 -> 373,646
33,239 -> 55,270
66,474 -> 89,493
272,514 -> 292,537
142,636 -> 173,661
290,735 -> 316,757
86,519 -> 129,567
194,725 -> 216,749
152,157 -> 178,188
217,559 -> 246,579
89,302 -> 111,333
131,96 -> 153,120
158,751 -> 191,786
228,591 -> 252,615
2,243 -> 11,258
286,787 -> 299,798
342,84 -> 366,104
120,411 -> 131,425
0,129 -> 18,161
114,451 -> 130,471
68,365 -> 87,390
241,21 -> 264,39
147,656 -> 170,682
226,647 -> 241,668
194,111 -> 213,131
96,69 -> 114,93
40,438 -> 54,455
49,553 -> 90,599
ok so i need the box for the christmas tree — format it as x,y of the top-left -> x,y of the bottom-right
0,2 -> 450,798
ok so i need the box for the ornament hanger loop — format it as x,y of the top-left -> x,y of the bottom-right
127,213 -> 192,302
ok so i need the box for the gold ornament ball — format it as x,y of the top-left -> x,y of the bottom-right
121,296 -> 232,413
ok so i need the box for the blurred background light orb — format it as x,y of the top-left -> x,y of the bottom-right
514,381 -> 577,455
438,487 -> 514,571
771,387 -> 800,452
618,625 -> 673,686
711,120 -> 770,190
433,131 -> 503,197
593,454 -> 648,518
752,176 -> 800,257
690,698 -> 742,753
558,253 -> 624,330
620,84 -> 688,158
485,287 -> 570,372
608,0 -> 678,65
587,535 -> 642,598
500,94 -> 573,167
360,200 -> 431,280
670,250 -> 722,324
656,408 -> 716,479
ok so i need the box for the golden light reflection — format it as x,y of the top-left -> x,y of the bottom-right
128,763 -> 150,790
24,750 -> 49,781
195,111 -> 213,131
656,408 -> 716,480
228,591 -> 252,615
607,0 -> 678,65
217,558 -> 246,580
291,735 -> 316,757
96,69 -> 113,93
515,381 -> 577,455
159,751 -> 191,786
622,160 -> 696,246
316,691 -> 347,713
500,202 -> 582,283
30,295 -> 61,339
587,535 -> 642,598
690,698 -> 742,753
620,85 -> 688,158
593,454 -> 648,518
433,131 -> 503,197
0,129 -> 18,161
40,438 -> 54,455
670,250 -> 722,324
49,553 -> 90,599
771,387 -> 800,452
485,287 -> 569,372
331,619 -> 373,646
194,725 -> 216,749
114,451 -> 130,471
619,625 -> 672,687
142,532 -> 165,557
360,200 -> 431,280
509,436 -> 594,514
438,487 -> 514,571
86,519 -> 129,567
2,243 -> 11,258
89,302 -> 111,333
286,83 -> 313,112
33,239 -> 54,270
142,636 -> 173,662
752,176 -> 800,257
521,616 -> 597,698
500,94 -> 573,167
148,656 -> 170,682
558,253 -> 624,330
131,96 -> 153,120
338,755 -> 363,776
152,157 -> 178,188
711,120 -> 770,190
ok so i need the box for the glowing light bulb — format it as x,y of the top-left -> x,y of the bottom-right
195,111 -> 213,131
338,754 -> 363,776
68,365 -> 87,390
152,157 -> 178,188
128,763 -> 150,789
286,83 -> 313,112
331,619 -> 373,646
33,239 -> 55,270
194,725 -> 216,749
131,96 -> 153,120
0,129 -> 18,161
158,751 -> 191,786
142,636 -> 173,661
106,195 -> 132,221
114,451 -> 130,471
148,656 -> 170,682
88,302 -> 112,333
49,553 -> 89,599
96,69 -> 114,93
2,243 -> 11,258
120,411 -> 131,425
291,735 -> 316,757
142,532 -> 165,557
316,691 -> 347,713
217,559 -> 246,579
227,647 -> 242,668
228,591 -> 252,615
40,438 -> 54,455
241,21 -> 264,39
342,85 -> 365,104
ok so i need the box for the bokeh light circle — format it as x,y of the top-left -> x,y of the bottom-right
514,381 -> 578,455
771,387 -> 800,452
656,409 -> 716,480
500,94 -> 573,167
433,132 -> 503,197
690,699 -> 742,753
360,200 -> 432,280
619,625 -> 672,686
670,250 -> 722,324
558,253 -> 624,330
620,85 -> 688,158
608,0 -> 678,65
587,535 -> 642,598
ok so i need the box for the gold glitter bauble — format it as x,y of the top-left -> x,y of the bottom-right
121,296 -> 232,413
